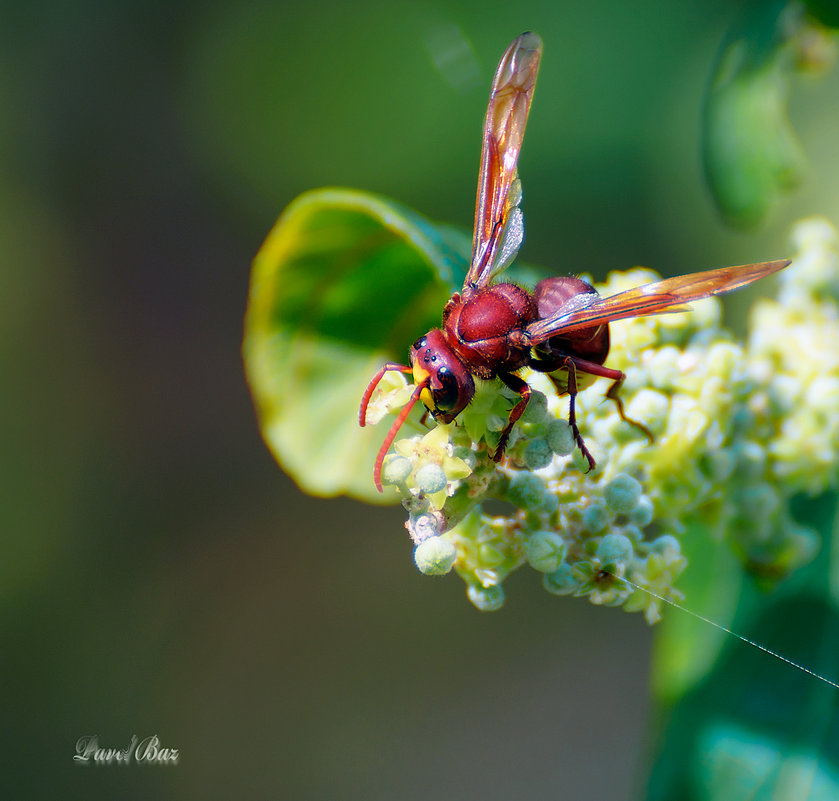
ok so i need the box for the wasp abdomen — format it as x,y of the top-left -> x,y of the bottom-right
533,277 -> 610,365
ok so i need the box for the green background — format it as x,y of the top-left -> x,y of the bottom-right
2,0 -> 838,798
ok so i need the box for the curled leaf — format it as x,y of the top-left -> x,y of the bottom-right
243,187 -> 467,502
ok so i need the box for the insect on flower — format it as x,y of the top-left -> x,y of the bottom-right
359,32 -> 790,492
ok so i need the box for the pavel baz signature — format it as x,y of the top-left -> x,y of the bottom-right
73,734 -> 179,765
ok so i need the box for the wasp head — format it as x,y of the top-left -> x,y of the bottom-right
410,330 -> 475,423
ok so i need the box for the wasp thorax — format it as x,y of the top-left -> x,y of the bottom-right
410,329 -> 475,422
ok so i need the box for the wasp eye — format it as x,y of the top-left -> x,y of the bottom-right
412,337 -> 427,351
433,366 -> 459,412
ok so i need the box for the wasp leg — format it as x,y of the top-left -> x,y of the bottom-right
604,373 -> 654,444
528,356 -> 567,399
492,372 -> 531,462
553,357 -> 653,444
530,355 -> 654,462
529,355 -> 596,470
560,358 -> 596,472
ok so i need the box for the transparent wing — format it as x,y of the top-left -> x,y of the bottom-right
525,260 -> 791,342
464,32 -> 542,293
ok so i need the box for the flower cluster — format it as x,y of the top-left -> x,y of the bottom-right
372,218 -> 839,617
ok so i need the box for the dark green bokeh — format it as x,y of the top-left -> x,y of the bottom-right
3,1 -> 838,799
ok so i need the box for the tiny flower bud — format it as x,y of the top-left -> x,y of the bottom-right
597,533 -> 634,565
546,419 -> 575,455
620,524 -> 644,544
543,563 -> 578,595
381,454 -> 412,485
414,537 -> 457,575
524,531 -> 567,573
650,535 -> 681,559
582,502 -> 609,533
646,345 -> 682,390
467,584 -> 505,612
415,463 -> 447,494
732,440 -> 767,481
628,495 -> 654,527
730,405 -> 757,435
740,483 -> 780,521
539,491 -> 559,514
604,473 -> 642,513
523,438 -> 553,470
700,449 -> 736,482
520,390 -> 549,424
624,388 -> 669,434
805,376 -> 839,415
506,471 -> 547,510
790,216 -> 837,253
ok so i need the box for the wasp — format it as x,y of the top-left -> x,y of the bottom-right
360,32 -> 789,492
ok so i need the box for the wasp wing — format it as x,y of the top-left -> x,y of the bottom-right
464,32 -> 542,293
525,260 -> 791,342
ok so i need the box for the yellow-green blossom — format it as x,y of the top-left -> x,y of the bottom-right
388,424 -> 472,510
372,217 -> 839,615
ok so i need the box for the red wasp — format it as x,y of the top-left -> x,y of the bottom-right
360,32 -> 789,492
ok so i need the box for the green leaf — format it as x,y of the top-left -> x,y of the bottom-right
646,491 -> 839,801
651,522 -> 745,702
702,0 -> 808,228
803,0 -> 839,28
243,187 -> 467,502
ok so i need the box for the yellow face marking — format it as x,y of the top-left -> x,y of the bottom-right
412,363 -> 435,411
419,387 -> 435,410
412,363 -> 431,385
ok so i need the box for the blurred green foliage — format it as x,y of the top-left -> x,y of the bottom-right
648,501 -> 839,801
701,0 -> 839,228
4,1 -> 839,799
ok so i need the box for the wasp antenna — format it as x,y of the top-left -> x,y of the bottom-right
373,380 -> 429,493
359,363 -> 413,426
